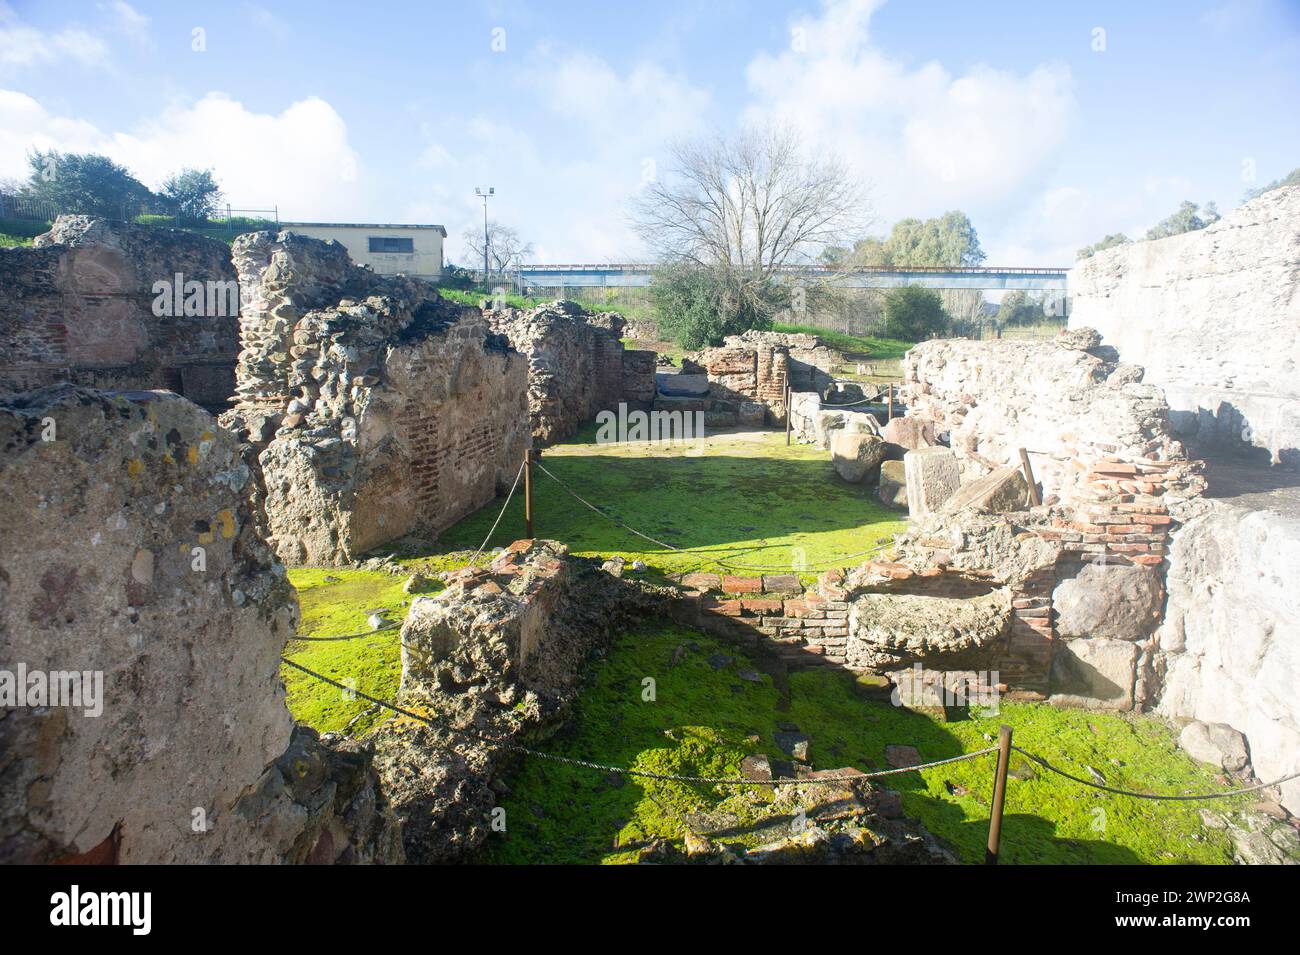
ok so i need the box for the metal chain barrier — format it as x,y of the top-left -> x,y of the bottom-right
290,624 -> 400,643
470,459 -> 527,564
281,657 -> 995,786
1010,745 -> 1300,801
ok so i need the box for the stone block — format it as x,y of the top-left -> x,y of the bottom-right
878,459 -> 908,509
941,466 -> 1029,514
903,446 -> 960,517
657,372 -> 710,397
1048,637 -> 1139,709
1053,561 -> 1162,642
830,430 -> 887,483
881,415 -> 935,454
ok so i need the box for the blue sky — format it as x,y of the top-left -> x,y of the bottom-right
2,0 -> 1297,265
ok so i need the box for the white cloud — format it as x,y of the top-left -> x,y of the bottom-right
0,3 -> 111,72
102,1 -> 150,44
0,89 -> 372,219
411,46 -> 711,262
743,0 -> 1076,253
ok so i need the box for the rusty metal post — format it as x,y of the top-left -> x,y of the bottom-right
524,449 -> 534,539
886,383 -> 893,422
985,724 -> 1013,865
785,377 -> 792,446
1018,448 -> 1042,506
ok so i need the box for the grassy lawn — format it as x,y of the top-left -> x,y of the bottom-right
279,429 -> 1266,866
281,568 -> 426,735
480,623 -> 1249,865
425,427 -> 906,579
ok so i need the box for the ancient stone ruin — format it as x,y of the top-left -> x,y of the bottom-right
487,300 -> 656,445
0,215 -> 239,411
1070,184 -> 1300,467
219,231 -> 531,565
667,329 -> 843,429
0,385 -> 400,863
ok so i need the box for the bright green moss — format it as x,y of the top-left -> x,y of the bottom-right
481,623 -> 1246,865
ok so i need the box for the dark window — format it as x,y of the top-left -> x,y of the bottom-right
368,236 -> 415,253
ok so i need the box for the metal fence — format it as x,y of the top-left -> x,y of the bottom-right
0,193 -> 58,222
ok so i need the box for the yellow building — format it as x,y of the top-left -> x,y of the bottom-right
279,222 -> 446,280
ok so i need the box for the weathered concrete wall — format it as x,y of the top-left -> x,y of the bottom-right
220,231 -> 531,565
1157,495 -> 1300,812
0,385 -> 401,863
1069,185 -> 1300,466
0,216 -> 239,410
488,301 -> 654,445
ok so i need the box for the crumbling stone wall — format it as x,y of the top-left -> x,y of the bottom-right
0,216 -> 239,411
220,231 -> 530,565
684,330 -> 839,424
0,385 -> 401,863
899,328 -> 1197,509
852,330 -> 1206,702
1069,184 -> 1300,466
376,540 -> 662,862
487,301 -> 656,445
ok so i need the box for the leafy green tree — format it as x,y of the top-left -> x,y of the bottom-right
25,150 -> 154,219
997,290 -> 1049,327
845,210 -> 985,269
160,168 -> 223,222
1077,233 -> 1129,259
1146,200 -> 1220,240
883,285 -> 948,341
650,265 -> 774,350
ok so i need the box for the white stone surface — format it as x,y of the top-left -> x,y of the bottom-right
1158,498 -> 1300,812
1069,185 -> 1300,466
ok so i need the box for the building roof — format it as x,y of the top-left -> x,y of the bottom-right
280,222 -> 448,237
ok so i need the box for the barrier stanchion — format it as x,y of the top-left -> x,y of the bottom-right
524,448 -> 535,538
985,724 -> 1013,864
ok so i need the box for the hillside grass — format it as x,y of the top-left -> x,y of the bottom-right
480,622 -> 1249,865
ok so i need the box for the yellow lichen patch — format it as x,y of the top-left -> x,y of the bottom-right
216,509 -> 236,538
126,459 -> 144,479
187,445 -> 199,465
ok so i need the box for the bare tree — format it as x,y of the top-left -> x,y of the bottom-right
631,122 -> 868,327
940,288 -> 987,335
461,221 -> 535,277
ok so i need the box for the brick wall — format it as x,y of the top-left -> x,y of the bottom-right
0,217 -> 239,410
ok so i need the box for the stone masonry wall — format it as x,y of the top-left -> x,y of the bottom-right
1069,184 -> 1300,466
881,330 -> 1205,702
0,385 -> 400,863
488,301 -> 655,446
220,232 -> 530,565
0,216 -> 239,410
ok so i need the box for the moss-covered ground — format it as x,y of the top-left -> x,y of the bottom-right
480,623 -> 1247,865
423,427 -> 907,580
281,428 -> 1251,865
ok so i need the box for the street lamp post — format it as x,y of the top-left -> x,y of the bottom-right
475,186 -> 494,291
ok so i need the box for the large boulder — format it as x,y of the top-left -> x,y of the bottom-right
1048,637 -> 1139,709
657,372 -> 710,397
831,431 -> 887,483
1053,562 -> 1163,642
882,415 -> 936,455
904,446 -> 961,516
1179,720 -> 1250,772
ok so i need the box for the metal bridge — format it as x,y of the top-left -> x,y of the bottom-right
514,263 -> 1070,292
